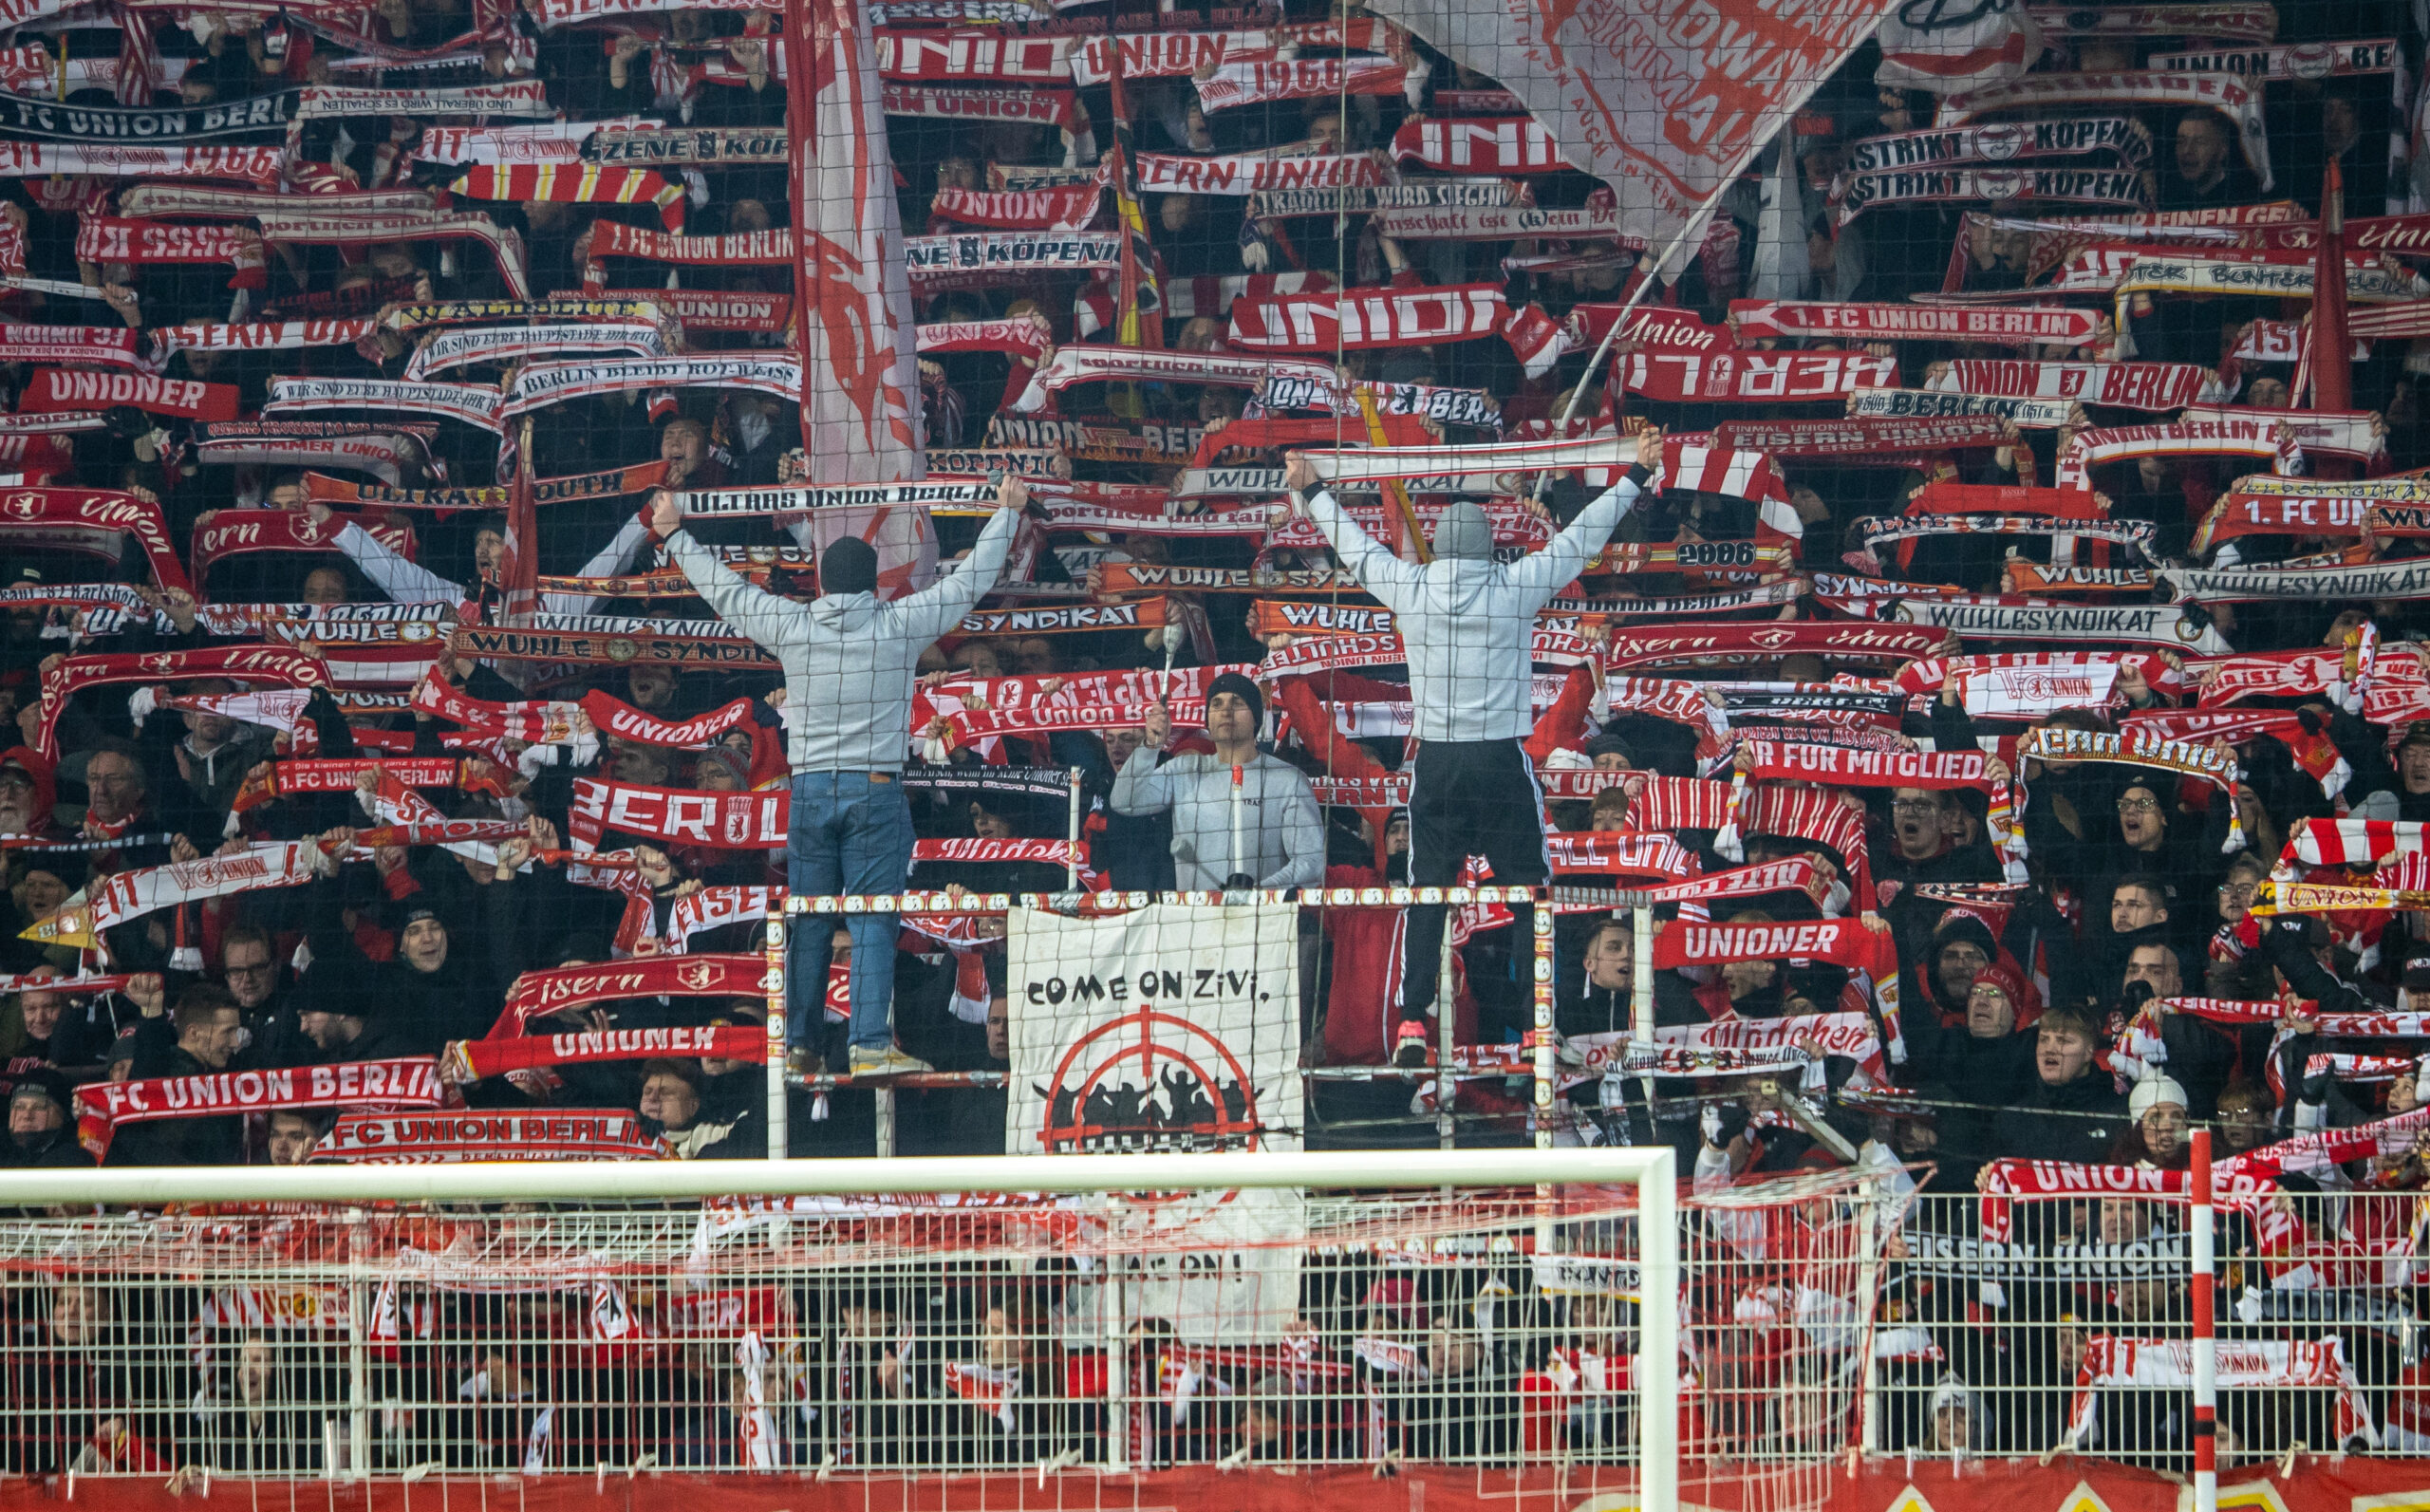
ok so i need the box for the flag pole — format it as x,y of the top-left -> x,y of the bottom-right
1527,169 -> 1746,506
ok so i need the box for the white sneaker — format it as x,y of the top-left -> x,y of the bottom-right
847,1047 -> 935,1077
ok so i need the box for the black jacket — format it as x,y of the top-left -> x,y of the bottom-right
1990,1069 -> 2131,1166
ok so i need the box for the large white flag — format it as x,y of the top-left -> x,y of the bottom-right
1366,0 -> 1894,251
1008,902 -> 1305,1342
790,0 -> 939,597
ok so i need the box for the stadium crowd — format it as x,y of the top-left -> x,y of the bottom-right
0,0 -> 2425,1477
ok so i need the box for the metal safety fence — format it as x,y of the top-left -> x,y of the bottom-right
0,1152 -> 1891,1512
1877,1178 -> 2426,1475
757,887 -> 1689,1161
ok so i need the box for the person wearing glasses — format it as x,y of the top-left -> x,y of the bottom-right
218,925 -> 312,1071
2098,782 -> 2217,918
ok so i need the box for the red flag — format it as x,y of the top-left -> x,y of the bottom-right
2310,158 -> 2354,416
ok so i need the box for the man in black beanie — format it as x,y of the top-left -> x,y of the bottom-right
647,477 -> 1038,1079
1112,670 -> 1324,892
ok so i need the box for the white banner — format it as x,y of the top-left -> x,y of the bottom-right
1009,902 -> 1300,1156
1008,902 -> 1303,1341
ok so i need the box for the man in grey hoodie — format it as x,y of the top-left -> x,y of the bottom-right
1112,671 -> 1324,892
646,480 -> 1030,1077
1280,436 -> 1658,1067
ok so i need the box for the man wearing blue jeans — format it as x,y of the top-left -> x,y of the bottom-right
648,479 -> 1029,1076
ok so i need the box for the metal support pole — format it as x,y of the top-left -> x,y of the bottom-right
1437,887 -> 1458,1149
1066,766 -> 1083,890
1855,1170 -> 1885,1455
763,915 -> 790,1161
1637,1154 -> 1679,1512
873,1086 -> 895,1158
1531,895 -> 1556,1148
2193,1127 -> 2217,1512
1631,904 -> 1655,1111
346,1270 -> 370,1479
1103,1251 -> 1132,1473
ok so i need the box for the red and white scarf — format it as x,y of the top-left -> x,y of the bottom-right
17,368 -> 237,421
2017,726 -> 2243,849
1133,149 -> 1393,194
872,28 -> 1071,82
403,322 -> 674,381
448,1026 -> 760,1081
2122,708 -> 2349,796
570,778 -> 787,853
2070,1337 -> 2374,1449
2060,417 -> 2296,491
451,164 -> 685,229
2283,818 -> 2427,870
1621,348 -> 1897,404
1650,917 -> 1882,969
153,319 -> 378,360
1226,284 -> 1508,351
882,81 -> 1080,134
75,1057 -> 445,1159
486,952 -> 768,1041
1735,740 -> 1991,791
584,221 -> 792,279
1894,652 -> 2173,718
1389,116 -> 1561,173
1196,54 -> 1410,111
265,377 -> 506,435
593,286 -> 792,333
0,322 -> 150,370
1930,359 -> 2217,412
192,510 -> 418,586
1711,414 -> 2011,457
1937,70 -> 2271,185
1545,831 -> 1699,880
314,1108 -> 670,1161
928,183 -> 1102,232
34,645 -> 327,759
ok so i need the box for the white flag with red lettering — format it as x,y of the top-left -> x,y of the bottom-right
791,0 -> 939,598
1364,0 -> 1894,250
1875,0 -> 2042,94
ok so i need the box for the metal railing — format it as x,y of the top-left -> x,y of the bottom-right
1873,1167 -> 2421,1475
0,1149 -> 1903,1512
757,887 -> 1658,1160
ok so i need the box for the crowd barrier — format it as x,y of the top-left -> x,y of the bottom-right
6,1142 -> 2429,1502
757,887 -> 1680,1160
0,1151 -> 1712,1506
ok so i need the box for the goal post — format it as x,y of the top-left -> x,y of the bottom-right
0,1148 -> 1678,1503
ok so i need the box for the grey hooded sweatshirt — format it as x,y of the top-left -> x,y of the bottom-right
1110,747 -> 1325,890
664,507 -> 1020,773
1300,468 -> 1650,744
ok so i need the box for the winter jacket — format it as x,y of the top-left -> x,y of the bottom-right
1110,747 -> 1324,889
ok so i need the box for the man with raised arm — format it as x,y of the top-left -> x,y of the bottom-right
645,479 -> 1034,1078
1280,435 -> 1660,1068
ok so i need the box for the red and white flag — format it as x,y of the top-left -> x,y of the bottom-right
793,0 -> 937,598
1364,0 -> 1889,249
1875,0 -> 2041,93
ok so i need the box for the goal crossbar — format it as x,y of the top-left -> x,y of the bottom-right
0,1148 -> 1678,1504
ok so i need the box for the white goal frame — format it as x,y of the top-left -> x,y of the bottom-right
0,1148 -> 1678,1503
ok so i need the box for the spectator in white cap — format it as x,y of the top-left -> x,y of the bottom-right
2121,1074 -> 2191,1167
1926,1377 -> 1977,1451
